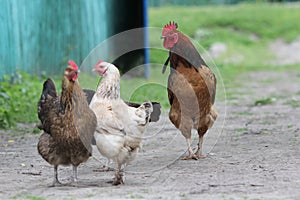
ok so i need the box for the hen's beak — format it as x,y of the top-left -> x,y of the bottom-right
160,36 -> 166,39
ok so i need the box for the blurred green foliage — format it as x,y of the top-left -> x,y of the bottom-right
0,71 -> 43,129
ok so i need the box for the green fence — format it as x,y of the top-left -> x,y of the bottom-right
0,0 -> 110,78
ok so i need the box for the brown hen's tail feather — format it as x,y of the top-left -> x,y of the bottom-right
82,89 -> 95,105
41,78 -> 57,99
37,78 -> 58,132
83,89 -> 161,123
38,78 -> 57,116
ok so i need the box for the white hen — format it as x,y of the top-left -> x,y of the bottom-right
89,61 -> 153,185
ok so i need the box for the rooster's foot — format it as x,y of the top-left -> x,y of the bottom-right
196,154 -> 207,159
195,150 -> 207,159
181,153 -> 199,160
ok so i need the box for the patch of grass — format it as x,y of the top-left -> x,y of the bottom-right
32,127 -> 42,134
261,119 -> 276,125
287,124 -> 293,129
260,129 -> 271,134
85,194 -> 95,198
236,111 -> 253,116
11,194 -> 45,200
127,193 -> 144,199
284,99 -> 300,108
254,97 -> 276,106
179,192 -> 190,200
235,127 -> 249,132
234,134 -> 242,141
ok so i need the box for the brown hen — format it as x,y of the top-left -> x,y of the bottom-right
37,60 -> 97,186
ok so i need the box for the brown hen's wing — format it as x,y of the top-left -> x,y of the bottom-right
199,65 -> 217,104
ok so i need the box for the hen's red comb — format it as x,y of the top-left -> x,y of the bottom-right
162,21 -> 178,35
68,60 -> 78,71
95,59 -> 103,66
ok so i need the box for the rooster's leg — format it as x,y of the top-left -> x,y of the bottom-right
51,165 -> 62,186
182,138 -> 198,160
72,165 -> 78,183
195,134 -> 206,159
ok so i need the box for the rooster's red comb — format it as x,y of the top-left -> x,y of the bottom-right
162,21 -> 178,35
68,60 -> 78,71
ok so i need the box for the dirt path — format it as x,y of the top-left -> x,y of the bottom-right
1,69 -> 300,200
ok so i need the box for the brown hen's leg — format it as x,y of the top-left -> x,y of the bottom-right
195,134 -> 206,159
72,165 -> 78,183
51,165 -> 62,187
182,138 -> 198,160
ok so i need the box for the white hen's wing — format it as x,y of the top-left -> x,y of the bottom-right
90,100 -> 127,159
97,109 -> 125,136
90,101 -> 124,133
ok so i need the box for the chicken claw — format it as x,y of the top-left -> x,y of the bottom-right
195,151 -> 207,159
181,153 -> 199,160
112,172 -> 124,186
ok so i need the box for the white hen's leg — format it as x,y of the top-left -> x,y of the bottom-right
112,161 -> 123,185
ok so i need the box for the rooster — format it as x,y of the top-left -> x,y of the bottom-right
89,60 -> 155,185
161,22 -> 217,160
37,60 -> 97,186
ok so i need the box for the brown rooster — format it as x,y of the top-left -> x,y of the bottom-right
37,60 -> 97,186
161,22 -> 217,160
